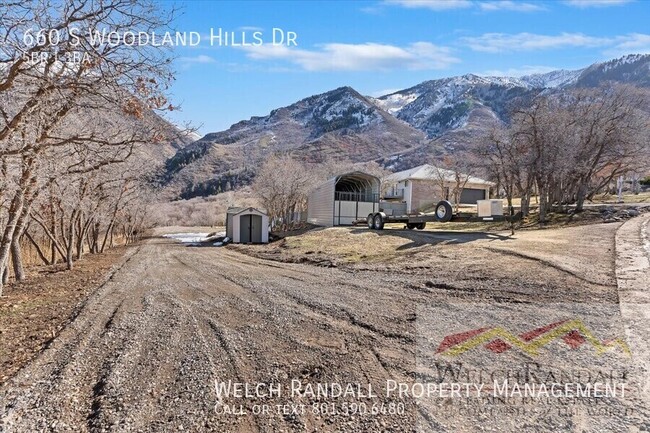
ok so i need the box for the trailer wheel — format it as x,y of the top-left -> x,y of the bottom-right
416,222 -> 427,230
406,223 -> 416,230
435,200 -> 453,223
367,214 -> 376,230
373,213 -> 385,230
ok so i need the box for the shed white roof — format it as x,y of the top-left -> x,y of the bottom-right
227,206 -> 268,216
384,164 -> 494,186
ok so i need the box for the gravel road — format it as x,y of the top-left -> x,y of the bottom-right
0,221 -> 648,432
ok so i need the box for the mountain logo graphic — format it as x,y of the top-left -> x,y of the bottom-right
436,319 -> 631,357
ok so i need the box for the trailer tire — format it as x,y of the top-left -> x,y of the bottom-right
416,222 -> 427,230
373,213 -> 385,230
406,223 -> 416,230
435,200 -> 453,223
367,214 -> 376,230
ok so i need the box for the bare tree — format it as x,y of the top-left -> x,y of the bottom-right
476,84 -> 649,224
428,153 -> 475,212
0,0 -> 178,294
252,155 -> 318,231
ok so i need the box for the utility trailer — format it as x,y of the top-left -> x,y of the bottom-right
363,200 -> 522,230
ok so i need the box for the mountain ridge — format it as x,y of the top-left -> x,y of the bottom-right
162,54 -> 650,199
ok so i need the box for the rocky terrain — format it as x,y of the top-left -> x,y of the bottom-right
159,54 -> 650,200
159,86 -> 426,199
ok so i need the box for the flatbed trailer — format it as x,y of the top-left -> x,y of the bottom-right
361,200 -> 522,230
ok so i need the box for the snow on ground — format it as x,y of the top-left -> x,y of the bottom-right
162,233 -> 212,243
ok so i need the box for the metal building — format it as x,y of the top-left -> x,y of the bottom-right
226,207 -> 269,243
307,172 -> 380,227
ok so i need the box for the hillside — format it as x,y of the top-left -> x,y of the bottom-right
162,54 -> 650,200
159,86 -> 427,199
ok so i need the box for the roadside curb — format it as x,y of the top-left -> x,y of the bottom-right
614,214 -> 650,401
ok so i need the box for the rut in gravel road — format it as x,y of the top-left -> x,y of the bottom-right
0,237 -> 427,432
1,228 -> 647,433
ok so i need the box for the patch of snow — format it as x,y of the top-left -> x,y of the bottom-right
519,69 -> 583,88
163,232 -> 211,243
374,92 -> 420,114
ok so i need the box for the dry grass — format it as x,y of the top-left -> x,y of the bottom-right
3,235 -> 128,284
278,227 -> 431,263
150,188 -> 259,227
589,191 -> 650,204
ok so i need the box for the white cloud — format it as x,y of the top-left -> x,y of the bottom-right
481,65 -> 558,76
383,0 -> 473,10
563,0 -> 634,8
178,55 -> 216,64
604,33 -> 650,56
479,1 -> 546,11
462,32 -> 650,56
462,32 -> 610,52
383,0 -> 544,11
241,42 -> 460,71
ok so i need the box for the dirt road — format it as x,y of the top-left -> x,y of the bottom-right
0,221 -> 648,432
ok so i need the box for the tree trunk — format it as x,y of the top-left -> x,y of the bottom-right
9,200 -> 32,282
63,210 -> 76,271
75,214 -> 85,260
0,191 -> 26,295
10,236 -> 25,282
30,212 -> 67,263
520,194 -> 530,217
617,176 -> 624,203
24,230 -> 51,265
66,237 -> 74,270
50,203 -> 57,264
100,222 -> 114,253
92,222 -> 100,253
575,184 -> 587,212
538,188 -> 548,224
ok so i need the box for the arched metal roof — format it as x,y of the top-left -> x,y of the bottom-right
333,171 -> 380,194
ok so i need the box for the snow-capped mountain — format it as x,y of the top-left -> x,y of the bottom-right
373,54 -> 649,140
160,86 -> 425,198
518,69 -> 583,89
162,54 -> 650,200
373,74 -> 533,138
572,53 -> 650,87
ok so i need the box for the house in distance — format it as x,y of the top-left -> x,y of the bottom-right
382,164 -> 493,214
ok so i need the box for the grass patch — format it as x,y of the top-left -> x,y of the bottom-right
280,227 -> 429,263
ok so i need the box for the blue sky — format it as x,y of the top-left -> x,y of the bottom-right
165,0 -> 650,134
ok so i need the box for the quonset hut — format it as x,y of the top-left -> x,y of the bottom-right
307,172 -> 380,227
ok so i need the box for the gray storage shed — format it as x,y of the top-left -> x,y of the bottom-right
226,207 -> 269,243
307,172 -> 380,227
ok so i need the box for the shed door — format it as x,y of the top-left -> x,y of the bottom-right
239,214 -> 263,243
240,215 -> 251,243
460,188 -> 486,204
250,215 -> 263,243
